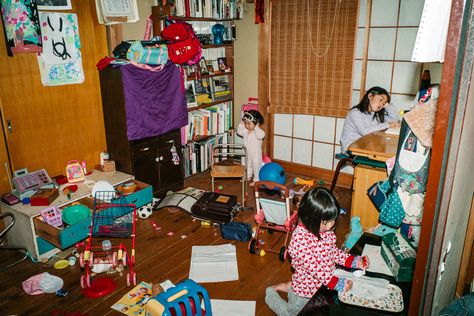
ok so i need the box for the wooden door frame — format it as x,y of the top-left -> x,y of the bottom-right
409,0 -> 473,314
259,0 -> 472,314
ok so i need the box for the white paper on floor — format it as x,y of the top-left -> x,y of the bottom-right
361,244 -> 394,276
207,299 -> 256,316
334,269 -> 390,299
189,244 -> 239,283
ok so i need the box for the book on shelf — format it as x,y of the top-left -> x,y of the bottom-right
172,0 -> 243,19
211,75 -> 231,101
183,101 -> 232,142
194,77 -> 213,105
181,132 -> 230,177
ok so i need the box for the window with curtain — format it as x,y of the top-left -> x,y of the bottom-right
268,0 -> 358,117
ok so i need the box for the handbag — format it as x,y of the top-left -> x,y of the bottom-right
220,222 -> 252,242
367,179 -> 391,211
65,160 -> 85,183
392,128 -> 431,194
379,188 -> 405,228
126,41 -> 168,66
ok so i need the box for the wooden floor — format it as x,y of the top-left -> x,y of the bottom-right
0,171 -> 351,316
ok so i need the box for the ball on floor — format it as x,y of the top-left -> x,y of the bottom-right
137,203 -> 153,219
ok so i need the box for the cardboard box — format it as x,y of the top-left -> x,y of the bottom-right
30,188 -> 59,206
94,160 -> 116,172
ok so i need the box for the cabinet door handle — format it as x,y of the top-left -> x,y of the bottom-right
155,156 -> 164,162
140,147 -> 150,151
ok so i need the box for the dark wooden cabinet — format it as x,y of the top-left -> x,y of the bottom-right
99,66 -> 183,197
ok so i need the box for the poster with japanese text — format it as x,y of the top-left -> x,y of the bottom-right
36,11 -> 84,86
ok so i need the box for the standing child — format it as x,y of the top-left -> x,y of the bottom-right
340,86 -> 401,153
237,110 -> 265,185
265,187 -> 369,316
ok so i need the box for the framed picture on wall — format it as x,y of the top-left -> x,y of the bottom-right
36,0 -> 72,10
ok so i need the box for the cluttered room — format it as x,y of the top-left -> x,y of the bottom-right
1,0 -> 474,315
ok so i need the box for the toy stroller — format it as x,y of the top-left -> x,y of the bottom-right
79,191 -> 138,288
248,181 -> 298,261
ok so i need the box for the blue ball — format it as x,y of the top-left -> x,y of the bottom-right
259,162 -> 286,185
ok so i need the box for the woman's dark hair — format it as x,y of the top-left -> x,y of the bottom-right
298,187 -> 340,239
242,110 -> 264,125
352,86 -> 390,123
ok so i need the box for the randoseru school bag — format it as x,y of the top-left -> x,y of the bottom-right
161,19 -> 202,65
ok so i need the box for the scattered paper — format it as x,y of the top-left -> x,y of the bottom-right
334,269 -> 390,299
189,244 -> 239,283
209,299 -> 256,316
362,244 -> 394,276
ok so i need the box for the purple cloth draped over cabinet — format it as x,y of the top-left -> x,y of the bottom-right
120,62 -> 187,140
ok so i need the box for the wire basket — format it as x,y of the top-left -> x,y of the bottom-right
92,191 -> 135,238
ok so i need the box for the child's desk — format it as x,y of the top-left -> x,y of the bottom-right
348,132 -> 399,228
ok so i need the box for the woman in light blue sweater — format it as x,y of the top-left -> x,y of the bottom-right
340,86 -> 400,153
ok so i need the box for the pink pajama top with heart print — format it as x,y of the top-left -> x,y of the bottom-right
288,225 -> 356,298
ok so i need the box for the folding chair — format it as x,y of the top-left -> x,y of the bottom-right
210,144 -> 247,206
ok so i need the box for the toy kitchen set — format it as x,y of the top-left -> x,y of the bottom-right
1,167 -> 152,261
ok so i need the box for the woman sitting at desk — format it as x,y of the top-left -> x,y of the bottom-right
340,86 -> 400,153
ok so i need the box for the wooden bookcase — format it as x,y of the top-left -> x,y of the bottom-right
151,4 -> 239,177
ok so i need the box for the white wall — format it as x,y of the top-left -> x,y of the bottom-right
234,4 -> 258,140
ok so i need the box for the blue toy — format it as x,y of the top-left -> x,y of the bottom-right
344,216 -> 363,250
145,279 -> 211,316
259,162 -> 286,185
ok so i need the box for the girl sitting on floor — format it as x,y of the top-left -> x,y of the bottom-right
265,187 -> 369,316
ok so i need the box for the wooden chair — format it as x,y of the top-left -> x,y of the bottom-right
210,144 -> 248,206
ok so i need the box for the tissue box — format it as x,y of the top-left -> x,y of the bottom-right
381,232 -> 417,282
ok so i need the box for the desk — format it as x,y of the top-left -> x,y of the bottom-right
349,132 -> 399,228
299,233 -> 411,315
1,170 -> 133,260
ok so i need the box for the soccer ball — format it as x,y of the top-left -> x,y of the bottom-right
137,204 -> 153,219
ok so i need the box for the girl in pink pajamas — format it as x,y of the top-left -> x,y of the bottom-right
265,187 -> 370,315
237,110 -> 265,185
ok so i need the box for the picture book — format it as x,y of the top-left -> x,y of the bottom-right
111,281 -> 153,315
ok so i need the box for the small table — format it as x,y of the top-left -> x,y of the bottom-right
348,132 -> 399,228
1,170 -> 133,260
299,233 -> 411,315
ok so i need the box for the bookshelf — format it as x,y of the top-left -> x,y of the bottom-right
152,2 -> 240,177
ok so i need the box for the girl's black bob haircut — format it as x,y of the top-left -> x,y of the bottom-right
353,86 -> 391,124
297,187 -> 340,239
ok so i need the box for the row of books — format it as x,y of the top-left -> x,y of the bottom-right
185,76 -> 231,107
173,0 -> 243,19
182,132 -> 230,177
183,101 -> 233,143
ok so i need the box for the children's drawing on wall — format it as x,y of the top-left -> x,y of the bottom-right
0,0 -> 42,56
36,11 -> 84,86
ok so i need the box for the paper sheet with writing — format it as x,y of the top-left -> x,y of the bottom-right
189,244 -> 239,283
362,244 -> 394,276
209,299 -> 256,316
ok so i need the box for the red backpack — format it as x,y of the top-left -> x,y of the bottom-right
161,20 -> 202,65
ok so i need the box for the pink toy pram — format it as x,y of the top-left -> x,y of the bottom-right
79,191 -> 137,288
248,181 -> 298,261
